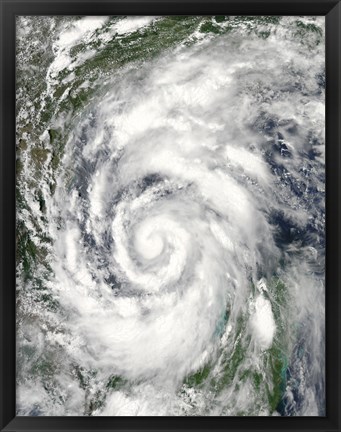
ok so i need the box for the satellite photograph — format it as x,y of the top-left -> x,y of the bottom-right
16,15 -> 325,416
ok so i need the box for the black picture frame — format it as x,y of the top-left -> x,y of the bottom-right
1,0 -> 340,431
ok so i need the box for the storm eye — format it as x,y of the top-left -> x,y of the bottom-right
140,174 -> 164,190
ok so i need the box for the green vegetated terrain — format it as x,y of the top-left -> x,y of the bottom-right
181,277 -> 293,414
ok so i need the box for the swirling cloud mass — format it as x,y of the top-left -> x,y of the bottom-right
16,16 -> 325,416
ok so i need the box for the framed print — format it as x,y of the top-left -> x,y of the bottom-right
1,0 -> 340,431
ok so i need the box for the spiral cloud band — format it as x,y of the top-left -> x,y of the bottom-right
16,16 -> 325,416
